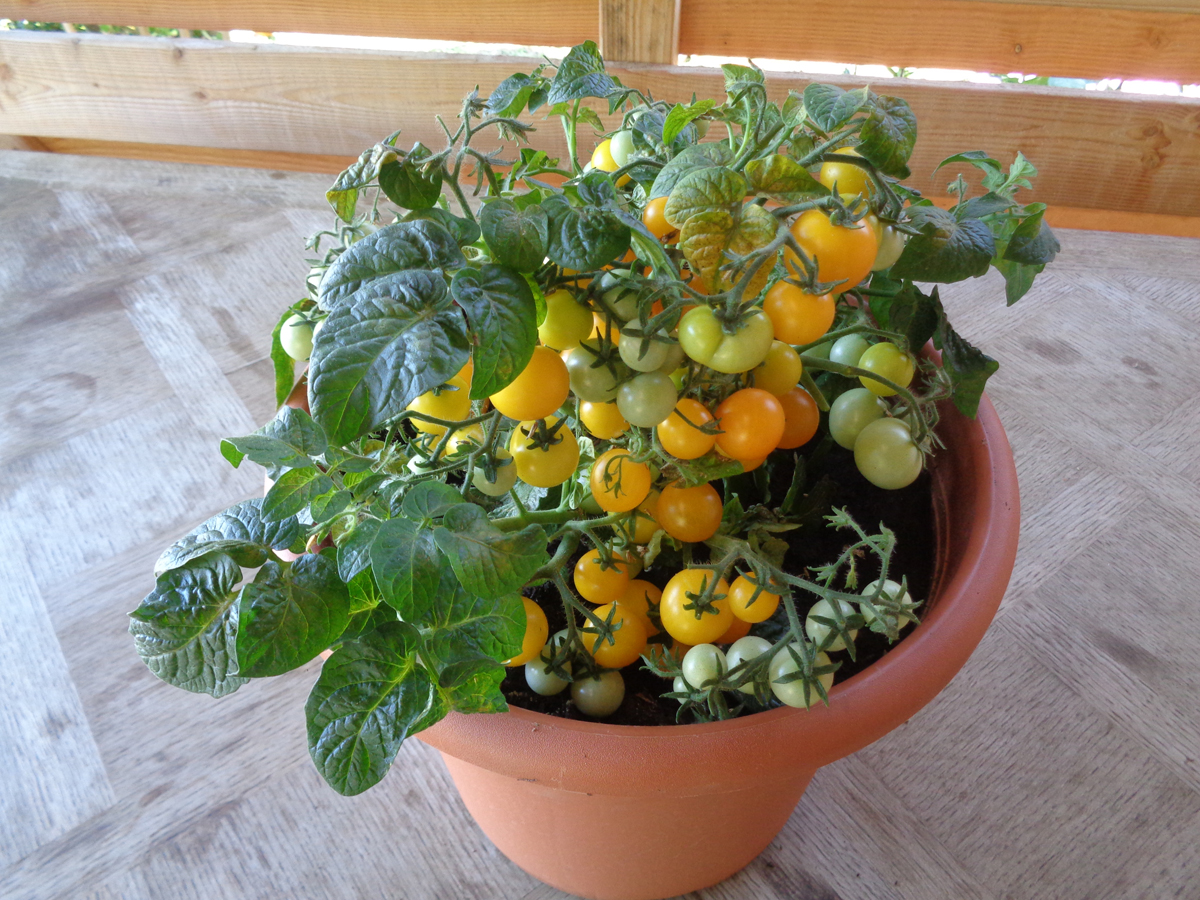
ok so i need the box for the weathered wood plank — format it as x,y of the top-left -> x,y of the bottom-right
0,0 -> 597,45
599,0 -> 680,64
1,32 -> 1198,217
680,0 -> 1200,83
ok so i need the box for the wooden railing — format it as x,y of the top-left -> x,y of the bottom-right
2,0 -> 1198,231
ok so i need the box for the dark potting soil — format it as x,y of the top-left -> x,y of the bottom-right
501,438 -> 935,727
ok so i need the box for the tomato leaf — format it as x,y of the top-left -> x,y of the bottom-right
221,406 -> 327,473
486,71 -> 544,117
744,154 -> 827,201
992,257 -> 1043,306
433,504 -> 548,601
868,282 -> 942,353
236,554 -> 351,678
547,41 -> 617,104
678,203 -> 777,295
543,195 -> 630,271
662,99 -> 716,147
310,270 -> 470,445
401,482 -> 467,520
890,206 -> 995,283
664,166 -> 748,229
1003,206 -> 1060,266
803,84 -> 867,133
129,554 -> 247,697
326,144 -> 399,223
378,143 -> 443,211
262,466 -> 335,523
937,317 -> 999,419
305,620 -> 436,796
401,208 -> 480,247
270,307 -> 298,408
371,517 -> 444,616
857,95 -> 917,179
156,498 -> 302,575
337,516 -> 382,582
450,264 -> 538,399
649,142 -> 734,200
479,199 -> 549,273
674,454 -> 747,489
318,220 -> 465,310
956,192 -> 1017,220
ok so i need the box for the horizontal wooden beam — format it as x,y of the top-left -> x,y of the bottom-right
1,31 -> 1197,217
680,0 -> 1200,84
0,0 -> 597,44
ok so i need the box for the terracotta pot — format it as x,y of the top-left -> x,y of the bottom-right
419,393 -> 1019,900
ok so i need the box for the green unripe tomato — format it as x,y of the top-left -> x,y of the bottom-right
525,655 -> 571,696
805,340 -> 833,361
678,307 -> 774,374
828,387 -> 888,449
726,636 -> 772,695
769,643 -> 834,709
829,334 -> 870,368
609,129 -> 636,168
853,418 -> 924,490
805,597 -> 859,652
860,578 -> 916,631
280,313 -> 314,362
871,225 -> 907,271
672,675 -> 690,699
616,371 -> 678,428
857,341 -> 916,397
601,286 -> 640,322
471,447 -> 517,496
681,643 -> 727,689
572,670 -> 625,717
618,332 -> 671,372
565,342 -> 626,402
657,342 -> 685,373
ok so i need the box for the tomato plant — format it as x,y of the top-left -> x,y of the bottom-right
590,448 -> 652,513
509,418 -> 580,487
660,569 -> 733,646
490,346 -> 570,421
539,288 -> 595,351
857,341 -> 916,397
763,282 -> 835,346
574,548 -> 633,603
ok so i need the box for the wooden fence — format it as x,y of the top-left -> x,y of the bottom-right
1,0 -> 1198,233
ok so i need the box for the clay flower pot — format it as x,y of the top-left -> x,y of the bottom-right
419,393 -> 1019,900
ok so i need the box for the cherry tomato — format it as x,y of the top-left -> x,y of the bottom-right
786,210 -> 878,292
591,138 -> 618,173
564,341 -> 626,402
590,312 -> 623,345
871,225 -> 907,271
583,602 -> 647,668
657,482 -> 723,543
770,644 -> 834,709
526,654 -> 571,695
818,147 -> 873,198
572,670 -> 625,716
579,399 -> 629,440
456,358 -> 474,386
280,313 -> 314,361
763,282 -> 836,346
777,386 -> 820,449
715,615 -> 751,645
677,307 -> 774,374
616,371 -> 678,428
609,130 -> 635,167
590,448 -> 652,513
727,575 -> 783,623
828,387 -> 887,449
860,578 -> 917,631
618,579 -> 662,635
714,388 -> 785,461
726,635 -> 772,694
504,597 -> 549,666
490,346 -> 570,421
805,597 -> 859,652
508,418 -> 580,487
829,333 -> 870,367
854,417 -> 923,490
751,341 -> 803,396
538,288 -> 594,351
407,374 -> 472,436
681,643 -> 726,688
660,569 -> 733,646
471,447 -> 518,496
573,548 -> 633,603
621,490 -> 660,545
642,196 -> 677,241
618,332 -> 672,372
857,341 -> 915,397
656,398 -> 717,460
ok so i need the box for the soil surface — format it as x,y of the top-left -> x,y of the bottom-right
502,437 -> 934,726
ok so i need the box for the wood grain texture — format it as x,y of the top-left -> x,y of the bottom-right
0,0 -> 597,44
2,32 -> 1199,217
599,0 -> 680,64
2,149 -> 1200,899
680,0 -> 1200,83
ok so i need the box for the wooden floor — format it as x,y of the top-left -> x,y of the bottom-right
2,149 -> 1199,900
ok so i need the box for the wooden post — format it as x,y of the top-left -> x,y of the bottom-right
598,0 -> 680,64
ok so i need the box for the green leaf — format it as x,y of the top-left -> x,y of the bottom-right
263,466 -> 335,523
236,554 -> 351,678
547,41 -> 617,105
379,143 -> 444,211
270,307 -> 298,408
309,270 -> 470,445
221,406 -> 327,472
890,206 -> 995,284
1004,206 -> 1060,266
305,621 -> 436,795
721,62 -> 765,98
156,498 -> 302,575
318,221 -> 466,310
744,154 -> 827,200
803,84 -> 867,133
935,150 -> 1000,174
433,504 -> 548,600
649,142 -> 734,200
543,195 -> 630,271
129,554 -> 247,697
486,72 -> 542,117
346,568 -> 385,616
957,192 -> 1017,220
402,208 -> 481,247
992,257 -> 1043,306
479,199 -> 549,273
371,517 -> 443,616
664,166 -> 748,229
402,482 -> 467,520
326,145 -> 399,222
310,490 -> 352,524
337,516 -> 382,582
939,319 -> 999,419
678,203 -> 777,296
674,454 -> 746,488
451,264 -> 539,399
662,99 -> 716,147
858,95 -> 917,179
868,282 -> 942,353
